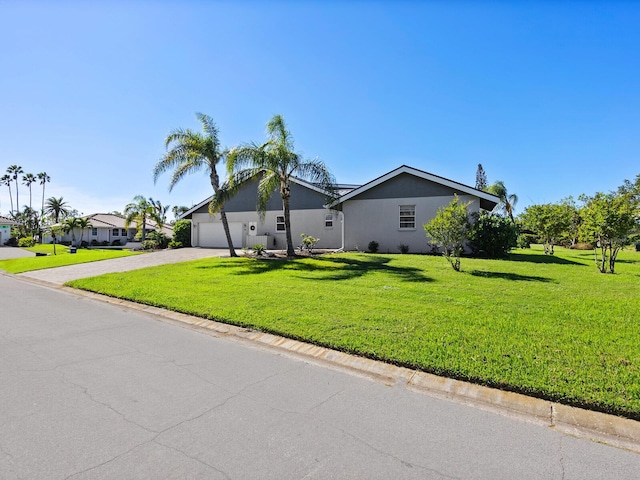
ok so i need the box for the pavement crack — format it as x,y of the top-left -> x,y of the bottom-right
153,439 -> 232,480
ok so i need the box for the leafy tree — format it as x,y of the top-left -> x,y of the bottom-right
124,195 -> 159,242
423,195 -> 472,271
1,174 -> 13,214
45,196 -> 71,223
579,192 -> 637,273
222,114 -> 337,257
22,173 -> 36,210
475,164 -> 487,191
519,202 -> 573,254
37,172 -> 50,217
154,112 -> 237,257
7,165 -> 23,213
172,219 -> 191,247
468,211 -> 517,258
487,180 -> 518,222
14,206 -> 40,240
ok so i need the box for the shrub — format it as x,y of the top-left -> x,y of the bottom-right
142,239 -> 157,250
172,220 -> 191,247
61,240 -> 72,246
517,233 -> 536,249
168,240 -> 183,249
148,231 -> 169,249
18,237 -> 36,247
252,244 -> 265,255
111,239 -> 121,246
468,212 -> 518,258
101,240 -> 109,246
299,233 -> 319,253
81,240 -> 89,248
398,244 -> 409,254
636,243 -> 640,252
91,239 -> 99,246
368,241 -> 379,253
5,237 -> 18,246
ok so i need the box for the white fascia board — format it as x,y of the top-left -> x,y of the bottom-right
178,196 -> 214,220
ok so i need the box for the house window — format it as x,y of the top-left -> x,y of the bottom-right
121,229 -> 127,237
399,205 -> 416,229
276,215 -> 286,232
325,214 -> 333,229
91,228 -> 98,236
112,228 -> 119,236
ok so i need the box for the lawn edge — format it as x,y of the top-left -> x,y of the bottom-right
13,272 -> 640,454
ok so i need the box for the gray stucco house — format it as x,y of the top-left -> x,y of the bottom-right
0,215 -> 18,245
179,165 -> 500,253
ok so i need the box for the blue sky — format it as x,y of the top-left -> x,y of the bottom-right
1,1 -> 638,219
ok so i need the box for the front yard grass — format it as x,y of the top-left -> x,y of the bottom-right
0,245 -> 143,273
66,246 -> 640,419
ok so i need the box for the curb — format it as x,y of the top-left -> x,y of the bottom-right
12,274 -> 640,453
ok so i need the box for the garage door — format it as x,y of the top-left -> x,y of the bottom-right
198,222 -> 244,248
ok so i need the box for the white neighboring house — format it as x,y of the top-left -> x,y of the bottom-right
43,213 -> 173,246
179,165 -> 500,252
0,215 -> 18,245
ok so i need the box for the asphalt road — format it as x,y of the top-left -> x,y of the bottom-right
1,274 -> 639,479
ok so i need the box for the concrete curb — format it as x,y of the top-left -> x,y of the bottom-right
11,273 -> 640,453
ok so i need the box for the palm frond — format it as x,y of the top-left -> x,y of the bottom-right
256,171 -> 279,216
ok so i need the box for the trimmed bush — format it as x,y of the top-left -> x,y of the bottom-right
469,212 -> 518,258
18,237 -> 36,247
111,239 -> 121,246
172,220 -> 191,247
398,244 -> 409,254
168,240 -> 183,249
368,241 -> 379,253
142,239 -> 157,250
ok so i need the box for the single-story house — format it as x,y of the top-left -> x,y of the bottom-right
43,213 -> 173,246
0,215 -> 18,245
179,165 -> 500,253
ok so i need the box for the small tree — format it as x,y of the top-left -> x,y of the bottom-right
519,202 -> 573,254
468,211 -> 517,258
475,164 -> 487,191
579,192 -> 637,274
424,195 -> 472,271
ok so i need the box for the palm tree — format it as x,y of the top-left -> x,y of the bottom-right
37,172 -> 50,217
22,173 -> 36,210
222,114 -> 336,257
45,196 -> 71,223
487,180 -> 518,223
124,195 -> 158,242
1,174 -> 13,214
76,217 -> 92,246
149,198 -> 169,229
153,113 -> 237,257
63,217 -> 80,246
172,205 -> 189,221
7,165 -> 24,212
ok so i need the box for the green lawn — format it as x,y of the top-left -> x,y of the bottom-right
0,245 -> 143,273
66,246 -> 640,419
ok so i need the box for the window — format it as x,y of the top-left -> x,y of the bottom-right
276,215 -> 286,232
399,205 -> 415,229
121,229 -> 127,237
325,214 -> 333,229
112,228 -> 119,236
91,228 -> 98,236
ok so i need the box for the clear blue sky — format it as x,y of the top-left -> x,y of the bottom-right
1,1 -> 638,219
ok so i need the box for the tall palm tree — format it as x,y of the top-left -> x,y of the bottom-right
1,174 -> 13,214
487,180 -> 518,223
63,217 -> 80,246
153,112 -> 237,257
124,195 -> 159,242
149,198 -> 169,229
172,205 -> 189,221
37,172 -> 50,217
222,114 -> 336,257
45,196 -> 71,223
7,165 -> 24,213
22,173 -> 36,210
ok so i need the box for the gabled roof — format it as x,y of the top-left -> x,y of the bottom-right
0,215 -> 18,225
178,177 -> 338,220
330,165 -> 500,211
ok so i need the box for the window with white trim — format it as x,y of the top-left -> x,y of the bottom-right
325,214 -> 333,229
121,229 -> 127,237
112,228 -> 119,236
275,215 -> 285,232
91,228 -> 98,236
399,205 -> 416,229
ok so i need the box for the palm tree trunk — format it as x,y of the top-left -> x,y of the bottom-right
8,185 -> 14,215
41,184 -> 45,218
210,171 -> 237,257
283,196 -> 295,257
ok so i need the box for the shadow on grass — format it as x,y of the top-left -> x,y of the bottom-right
507,253 -> 585,266
468,270 -> 555,283
225,254 -> 433,283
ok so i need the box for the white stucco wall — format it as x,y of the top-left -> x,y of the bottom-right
342,195 -> 480,254
191,209 -> 342,250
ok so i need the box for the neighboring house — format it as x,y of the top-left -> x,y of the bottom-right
180,165 -> 500,252
43,213 -> 173,246
0,215 -> 18,245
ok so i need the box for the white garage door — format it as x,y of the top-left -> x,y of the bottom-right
198,222 -> 244,248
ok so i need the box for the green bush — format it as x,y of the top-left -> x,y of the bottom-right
368,240 -> 379,253
517,233 -> 537,249
91,239 -> 99,246
173,220 -> 191,247
469,212 -> 518,258
398,244 -> 409,254
111,239 -> 121,246
252,243 -> 266,255
168,240 -> 183,249
142,239 -> 157,250
148,231 -> 169,249
18,237 -> 36,247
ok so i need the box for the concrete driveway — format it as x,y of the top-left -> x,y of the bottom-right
0,246 -> 35,259
17,248 -> 229,285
